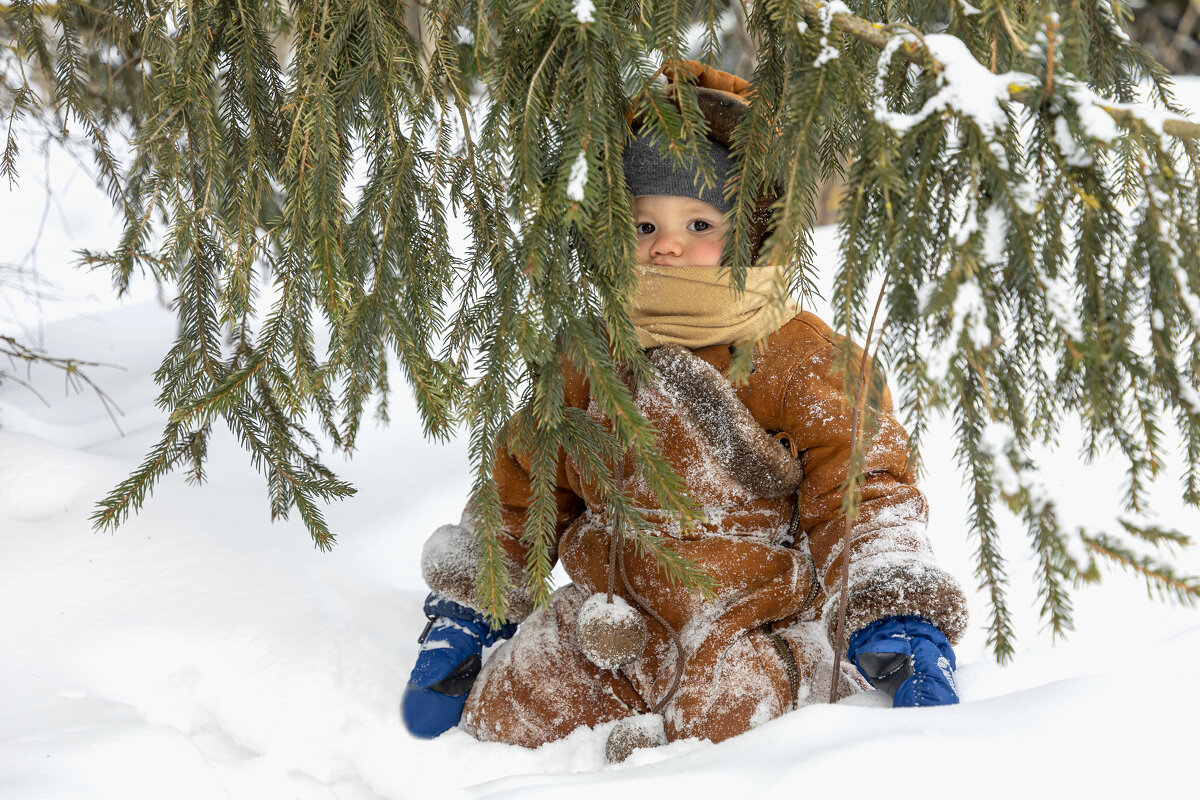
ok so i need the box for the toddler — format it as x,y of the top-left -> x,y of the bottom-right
402,62 -> 966,756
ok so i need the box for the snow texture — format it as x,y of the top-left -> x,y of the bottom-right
573,0 -> 595,25
874,34 -> 1036,137
1069,84 -> 1186,139
812,1 -> 850,68
1178,382 -> 1200,416
874,27 -> 1184,148
1168,257 -> 1200,331
567,150 -> 589,202
1011,180 -> 1039,216
951,194 -> 979,247
982,205 -> 1008,264
3,80 -> 1200,800
922,277 -> 991,383
1067,88 -> 1120,145
1043,273 -> 1083,342
579,592 -> 637,628
1053,116 -> 1093,167
577,593 -> 649,670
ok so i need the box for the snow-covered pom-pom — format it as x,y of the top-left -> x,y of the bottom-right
577,593 -> 649,670
605,714 -> 667,763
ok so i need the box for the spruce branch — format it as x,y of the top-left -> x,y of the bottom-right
7,0 -> 1200,658
795,0 -> 1200,141
92,423 -> 194,531
1082,531 -> 1200,605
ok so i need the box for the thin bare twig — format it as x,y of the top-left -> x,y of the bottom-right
997,6 -> 1028,54
617,530 -> 686,714
829,271 -> 891,704
1043,16 -> 1059,100
1162,3 -> 1199,73
1,334 -> 127,432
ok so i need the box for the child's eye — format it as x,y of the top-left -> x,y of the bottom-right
635,222 -> 656,235
688,220 -> 713,232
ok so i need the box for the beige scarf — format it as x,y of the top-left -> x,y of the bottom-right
630,264 -> 800,350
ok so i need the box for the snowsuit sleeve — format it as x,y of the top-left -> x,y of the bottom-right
421,370 -> 588,623
777,313 -> 968,646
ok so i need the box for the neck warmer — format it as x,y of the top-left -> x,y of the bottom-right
630,264 -> 799,350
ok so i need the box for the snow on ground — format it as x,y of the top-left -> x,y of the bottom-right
3,80 -> 1200,800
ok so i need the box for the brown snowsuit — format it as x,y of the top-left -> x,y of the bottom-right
422,313 -> 968,747
420,62 -> 966,748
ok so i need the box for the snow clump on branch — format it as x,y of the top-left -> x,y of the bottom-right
813,2 -> 851,67
920,277 -> 991,383
573,0 -> 595,24
1043,274 -> 1084,343
567,150 -> 589,202
873,34 -> 1036,137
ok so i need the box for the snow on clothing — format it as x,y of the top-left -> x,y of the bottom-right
421,311 -> 968,747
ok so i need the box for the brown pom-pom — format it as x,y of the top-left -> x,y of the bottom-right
605,715 -> 667,764
577,593 -> 649,670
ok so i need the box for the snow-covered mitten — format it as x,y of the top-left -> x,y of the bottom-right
400,593 -> 517,739
846,615 -> 959,708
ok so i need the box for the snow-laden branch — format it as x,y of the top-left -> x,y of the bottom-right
799,0 -> 1200,142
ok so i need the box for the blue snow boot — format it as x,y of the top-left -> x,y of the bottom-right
401,593 -> 517,739
847,615 -> 959,708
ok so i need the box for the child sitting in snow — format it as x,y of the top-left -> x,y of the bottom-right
402,62 -> 966,757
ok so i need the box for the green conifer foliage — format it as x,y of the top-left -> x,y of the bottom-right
4,0 -> 1200,656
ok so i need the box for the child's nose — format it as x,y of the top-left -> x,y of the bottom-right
650,232 -> 682,256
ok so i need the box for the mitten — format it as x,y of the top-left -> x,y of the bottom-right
846,615 -> 959,708
401,593 -> 517,738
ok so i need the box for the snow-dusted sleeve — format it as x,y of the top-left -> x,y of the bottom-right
422,408 -> 588,623
779,314 -> 968,647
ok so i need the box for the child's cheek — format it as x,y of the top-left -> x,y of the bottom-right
691,238 -> 725,267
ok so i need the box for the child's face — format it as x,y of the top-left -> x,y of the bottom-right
632,195 -> 728,268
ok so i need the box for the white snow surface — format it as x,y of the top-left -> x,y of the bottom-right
3,79 -> 1200,799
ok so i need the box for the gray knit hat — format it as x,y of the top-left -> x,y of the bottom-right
623,129 -> 735,214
